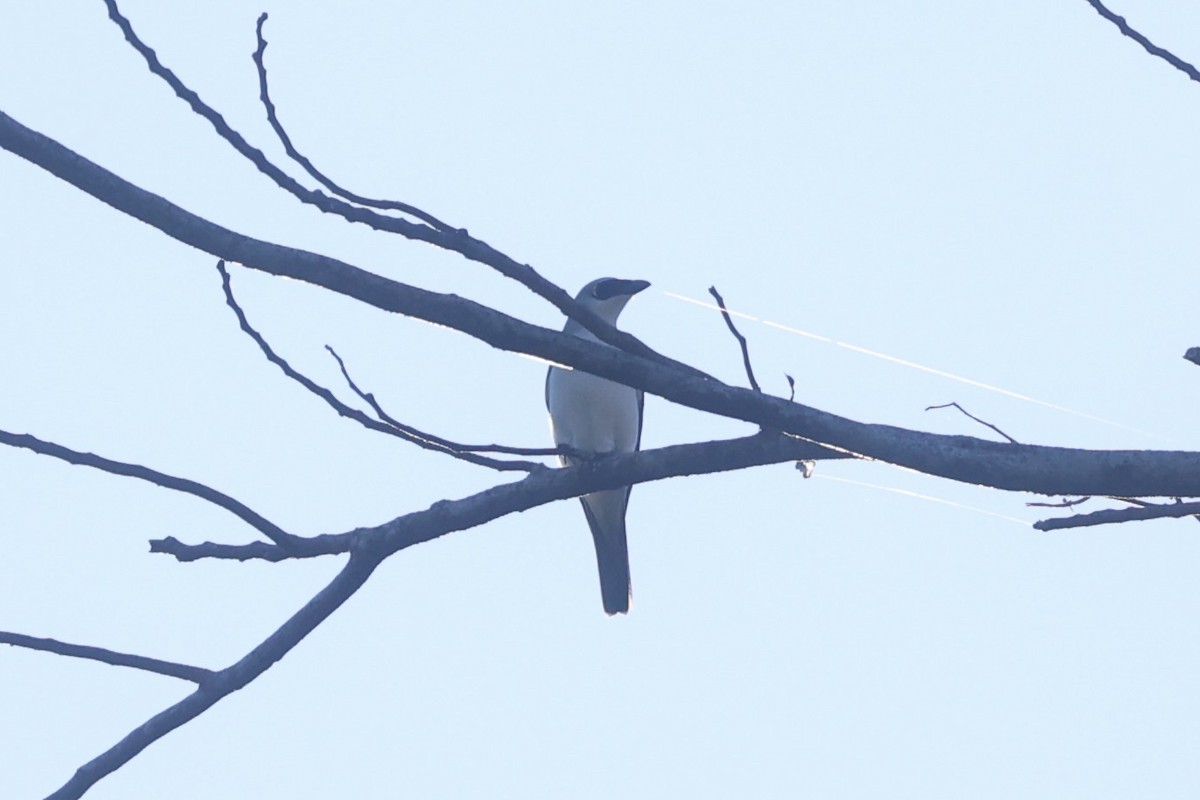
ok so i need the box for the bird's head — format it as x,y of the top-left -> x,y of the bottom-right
568,277 -> 651,330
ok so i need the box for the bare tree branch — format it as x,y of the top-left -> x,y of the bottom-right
1111,496 -> 1200,525
100,0 -> 435,238
3,6 -> 1195,796
324,344 -> 559,461
0,427 -> 297,548
101,0 -> 700,367
150,432 -> 852,563
4,6 -> 1198,795
251,13 -> 450,230
1084,0 -> 1200,83
3,106 -> 1200,497
0,632 -> 214,683
708,285 -> 761,393
218,261 -> 540,471
1035,499 -> 1200,531
151,536 -> 306,562
1026,496 -> 1091,509
149,534 -> 349,562
46,550 -> 384,800
926,402 -> 1019,444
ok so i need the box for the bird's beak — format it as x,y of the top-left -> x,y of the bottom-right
611,279 -> 651,298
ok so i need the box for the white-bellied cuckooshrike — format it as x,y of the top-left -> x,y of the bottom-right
545,277 -> 650,615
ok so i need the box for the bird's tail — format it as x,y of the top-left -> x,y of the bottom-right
581,490 -> 632,615
595,532 -> 631,615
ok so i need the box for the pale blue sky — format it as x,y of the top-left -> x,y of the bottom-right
4,2 -> 1200,798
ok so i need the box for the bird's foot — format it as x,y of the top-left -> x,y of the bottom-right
557,445 -> 620,465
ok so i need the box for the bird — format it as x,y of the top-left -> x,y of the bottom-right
545,277 -> 650,615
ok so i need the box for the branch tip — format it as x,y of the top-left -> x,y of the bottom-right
707,285 -> 761,394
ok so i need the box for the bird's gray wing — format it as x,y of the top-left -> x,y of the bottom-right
634,389 -> 644,452
620,388 -> 644,515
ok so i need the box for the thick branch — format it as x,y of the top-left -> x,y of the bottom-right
2,109 -> 1198,497
0,632 -> 213,683
47,550 -> 383,800
1035,500 -> 1200,531
152,432 -> 850,562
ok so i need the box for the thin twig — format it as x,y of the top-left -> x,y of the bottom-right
0,632 -> 214,684
1084,0 -> 1200,83
46,550 -> 384,800
101,0 -> 415,230
1035,499 -> 1200,531
0,427 -> 297,547
1026,496 -> 1091,509
926,402 -> 1019,444
1111,496 -> 1155,508
217,261 -> 539,471
325,345 -> 560,458
707,286 -> 761,393
252,14 -> 450,230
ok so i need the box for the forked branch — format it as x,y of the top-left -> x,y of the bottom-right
218,260 -> 544,471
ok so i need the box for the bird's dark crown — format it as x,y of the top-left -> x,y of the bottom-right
589,277 -> 650,301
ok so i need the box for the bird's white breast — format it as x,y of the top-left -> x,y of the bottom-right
546,367 -> 640,458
